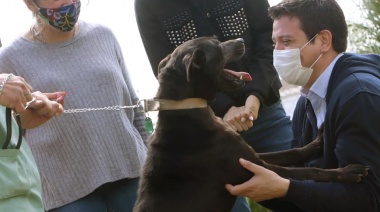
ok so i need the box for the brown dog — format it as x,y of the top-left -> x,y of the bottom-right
133,36 -> 368,212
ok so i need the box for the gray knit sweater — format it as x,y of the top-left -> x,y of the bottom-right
0,21 -> 148,210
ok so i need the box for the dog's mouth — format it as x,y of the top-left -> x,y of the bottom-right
217,38 -> 251,91
218,69 -> 252,91
224,69 -> 252,81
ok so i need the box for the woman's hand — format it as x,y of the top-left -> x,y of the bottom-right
0,74 -> 33,114
20,91 -> 65,129
223,95 -> 260,132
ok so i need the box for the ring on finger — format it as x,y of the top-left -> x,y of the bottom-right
25,97 -> 37,109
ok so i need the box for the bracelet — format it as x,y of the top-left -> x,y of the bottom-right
0,74 -> 14,96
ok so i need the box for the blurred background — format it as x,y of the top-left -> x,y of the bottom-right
0,0 -> 378,119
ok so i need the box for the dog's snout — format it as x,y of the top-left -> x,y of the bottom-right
235,38 -> 244,43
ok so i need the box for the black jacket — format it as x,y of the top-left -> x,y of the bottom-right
135,0 -> 281,117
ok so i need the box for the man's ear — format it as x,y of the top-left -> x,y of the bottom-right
318,30 -> 333,53
183,49 -> 206,82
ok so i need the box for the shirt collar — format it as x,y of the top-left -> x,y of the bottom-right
301,53 -> 344,100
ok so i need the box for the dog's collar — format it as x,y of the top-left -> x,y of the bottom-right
142,98 -> 208,112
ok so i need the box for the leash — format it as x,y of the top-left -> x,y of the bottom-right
63,99 -> 158,114
62,99 -> 159,135
62,98 -> 207,135
13,98 -> 207,135
63,98 -> 207,114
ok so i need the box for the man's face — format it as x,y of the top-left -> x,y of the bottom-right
272,16 -> 320,69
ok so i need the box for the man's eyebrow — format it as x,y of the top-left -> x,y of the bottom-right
278,35 -> 293,39
272,35 -> 293,42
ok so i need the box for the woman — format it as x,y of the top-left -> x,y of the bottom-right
0,0 -> 148,211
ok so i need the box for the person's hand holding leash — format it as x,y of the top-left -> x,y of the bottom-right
20,91 -> 65,129
0,74 -> 33,114
223,95 -> 260,132
225,158 -> 290,202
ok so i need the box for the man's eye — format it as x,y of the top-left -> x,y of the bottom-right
283,40 -> 290,46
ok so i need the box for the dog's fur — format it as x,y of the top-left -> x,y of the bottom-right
133,37 -> 368,212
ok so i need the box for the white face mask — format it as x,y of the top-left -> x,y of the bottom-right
273,34 -> 322,86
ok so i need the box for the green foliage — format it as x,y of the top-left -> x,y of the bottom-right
347,0 -> 380,54
248,198 -> 271,212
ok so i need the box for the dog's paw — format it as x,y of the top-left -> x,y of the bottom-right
338,164 -> 369,183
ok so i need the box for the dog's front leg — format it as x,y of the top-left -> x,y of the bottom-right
262,162 -> 369,183
258,123 -> 325,166
258,138 -> 322,166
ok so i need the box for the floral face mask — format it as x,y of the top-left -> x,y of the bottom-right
37,0 -> 81,32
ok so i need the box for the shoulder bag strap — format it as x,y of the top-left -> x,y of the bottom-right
2,108 -> 22,149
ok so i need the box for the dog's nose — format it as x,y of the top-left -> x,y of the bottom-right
235,38 -> 244,43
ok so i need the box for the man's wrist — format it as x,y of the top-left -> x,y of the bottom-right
277,178 -> 290,198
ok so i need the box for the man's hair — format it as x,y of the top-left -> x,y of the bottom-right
268,0 -> 347,52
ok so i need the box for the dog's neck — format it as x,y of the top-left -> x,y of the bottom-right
146,98 -> 208,111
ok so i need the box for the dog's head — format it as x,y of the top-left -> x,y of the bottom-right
155,36 -> 251,100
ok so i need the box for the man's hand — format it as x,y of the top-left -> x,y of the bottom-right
223,95 -> 260,132
225,159 -> 290,202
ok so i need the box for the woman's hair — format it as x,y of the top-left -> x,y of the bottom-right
268,0 -> 348,52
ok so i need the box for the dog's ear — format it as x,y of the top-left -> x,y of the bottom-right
183,48 -> 206,82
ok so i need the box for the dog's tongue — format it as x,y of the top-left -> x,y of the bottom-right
224,69 -> 252,81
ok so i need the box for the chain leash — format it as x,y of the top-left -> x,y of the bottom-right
63,99 -> 148,114
62,99 -> 154,135
63,105 -> 142,114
